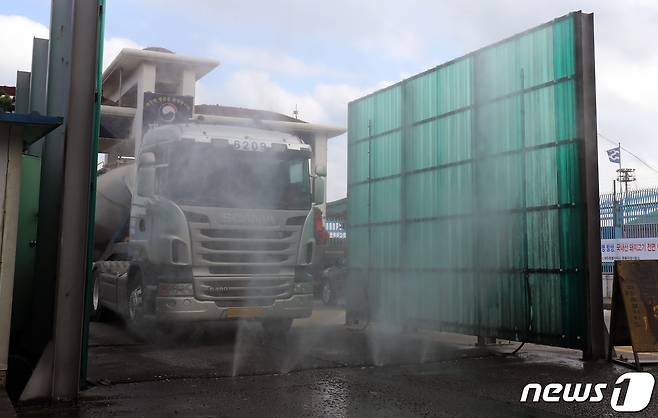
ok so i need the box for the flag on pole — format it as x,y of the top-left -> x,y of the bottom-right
606,147 -> 621,164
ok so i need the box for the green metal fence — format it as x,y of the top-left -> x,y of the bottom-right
347,12 -> 602,352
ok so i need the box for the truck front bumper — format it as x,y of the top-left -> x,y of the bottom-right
154,293 -> 313,322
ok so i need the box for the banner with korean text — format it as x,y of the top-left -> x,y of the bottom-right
601,238 -> 658,262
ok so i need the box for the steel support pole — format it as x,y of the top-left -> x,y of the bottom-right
25,0 -> 74,367
51,0 -> 101,401
80,0 -> 105,387
15,72 -> 32,115
27,38 -> 49,156
577,13 -> 605,361
28,38 -> 49,115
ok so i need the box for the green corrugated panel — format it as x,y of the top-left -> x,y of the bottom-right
373,85 -> 401,135
477,39 -> 521,100
527,209 -> 561,270
404,219 -> 472,270
518,25 -> 554,88
404,222 -> 440,269
407,70 -> 440,123
478,213 -> 525,269
554,80 -> 577,140
370,178 -> 400,223
478,97 -> 522,155
553,17 -> 576,79
525,86 -> 559,147
479,272 -> 529,333
370,224 -> 400,268
406,112 -> 472,170
560,207 -> 584,269
525,147 -> 558,206
405,164 -> 473,219
406,58 -> 472,124
348,226 -> 369,268
371,132 -> 401,178
529,273 -> 564,338
348,96 -> 374,142
348,140 -> 370,184
560,272 -> 585,346
347,13 -> 593,349
436,58 -> 472,114
347,183 -> 369,225
478,155 -> 524,211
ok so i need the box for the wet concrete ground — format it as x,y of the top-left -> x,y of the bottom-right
16,303 -> 658,417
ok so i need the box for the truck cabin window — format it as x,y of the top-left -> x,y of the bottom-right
158,143 -> 311,210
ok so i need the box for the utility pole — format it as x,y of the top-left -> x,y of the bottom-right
616,142 -> 636,195
614,142 -> 637,239
617,168 -> 636,195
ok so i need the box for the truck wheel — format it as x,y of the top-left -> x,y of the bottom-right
321,281 -> 337,306
261,318 -> 293,337
127,271 -> 144,325
90,270 -> 104,321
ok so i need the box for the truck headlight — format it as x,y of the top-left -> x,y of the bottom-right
158,283 -> 194,297
171,238 -> 190,264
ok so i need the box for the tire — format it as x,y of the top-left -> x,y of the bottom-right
261,318 -> 293,337
90,269 -> 104,322
321,281 -> 337,306
127,270 -> 145,325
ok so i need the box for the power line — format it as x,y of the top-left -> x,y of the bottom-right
597,132 -> 658,175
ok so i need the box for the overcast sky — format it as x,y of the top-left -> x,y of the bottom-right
2,1 -> 658,200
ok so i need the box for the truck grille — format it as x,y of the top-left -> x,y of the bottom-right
182,207 -> 307,304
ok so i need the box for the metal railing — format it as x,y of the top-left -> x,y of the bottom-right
599,186 -> 658,301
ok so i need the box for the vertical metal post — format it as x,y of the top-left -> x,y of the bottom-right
28,38 -> 49,115
130,63 -> 156,156
27,38 -> 49,156
399,81 -> 408,325
25,0 -> 74,372
520,69 -> 533,338
80,0 -> 105,387
470,51 -> 482,336
576,12 -> 605,360
15,72 -> 32,114
51,0 -> 101,401
366,119 -> 372,321
613,180 -> 622,239
179,69 -> 196,97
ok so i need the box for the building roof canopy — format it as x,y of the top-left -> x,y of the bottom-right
0,113 -> 62,145
102,48 -> 219,93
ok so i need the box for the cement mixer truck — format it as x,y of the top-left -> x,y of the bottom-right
91,121 -> 330,335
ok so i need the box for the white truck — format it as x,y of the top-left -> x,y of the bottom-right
92,120 -> 332,335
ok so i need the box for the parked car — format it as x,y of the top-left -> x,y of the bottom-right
318,257 -> 346,305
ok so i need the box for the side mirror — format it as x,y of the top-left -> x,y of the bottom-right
137,152 -> 156,198
315,165 -> 327,177
313,176 -> 325,205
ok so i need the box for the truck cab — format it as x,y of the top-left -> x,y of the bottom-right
93,123 -> 328,334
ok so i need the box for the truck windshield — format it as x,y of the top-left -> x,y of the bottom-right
158,144 -> 311,210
